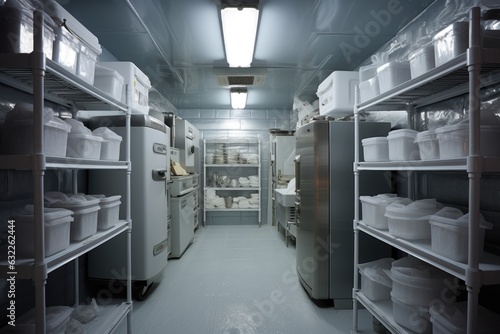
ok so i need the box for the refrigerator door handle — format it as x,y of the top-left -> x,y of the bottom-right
294,201 -> 300,228
152,168 -> 168,181
294,155 -> 301,195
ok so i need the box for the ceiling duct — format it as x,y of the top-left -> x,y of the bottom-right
214,67 -> 267,87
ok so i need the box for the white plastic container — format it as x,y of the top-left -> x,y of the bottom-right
316,71 -> 359,117
97,61 -> 152,114
52,26 -> 80,75
415,129 -> 439,160
361,136 -> 389,162
391,257 -> 456,308
92,194 -> 122,230
45,193 -> 100,241
359,194 -> 407,229
46,0 -> 103,84
392,296 -> 432,334
94,63 -> 125,101
430,207 -> 492,263
358,76 -> 380,103
0,2 -> 55,57
65,118 -> 103,159
0,103 -> 71,157
376,61 -> 411,94
358,258 -> 394,301
14,306 -> 74,334
385,198 -> 442,240
429,302 -> 500,334
433,22 -> 469,67
92,127 -> 122,160
13,206 -> 73,258
387,129 -> 420,161
409,44 -> 436,79
435,123 -> 500,159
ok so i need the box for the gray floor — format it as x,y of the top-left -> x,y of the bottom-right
121,224 -> 376,334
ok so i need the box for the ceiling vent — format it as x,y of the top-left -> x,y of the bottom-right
214,68 -> 266,87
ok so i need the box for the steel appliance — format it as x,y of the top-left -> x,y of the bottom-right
87,114 -> 170,299
294,120 -> 391,308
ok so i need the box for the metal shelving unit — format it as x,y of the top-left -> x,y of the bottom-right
0,10 -> 132,334
203,138 -> 261,226
352,7 -> 500,334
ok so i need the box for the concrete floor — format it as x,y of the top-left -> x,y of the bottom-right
119,224 -> 376,334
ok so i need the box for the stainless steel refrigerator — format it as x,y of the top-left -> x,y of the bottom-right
295,120 -> 391,308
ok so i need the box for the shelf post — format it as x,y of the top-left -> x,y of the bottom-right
33,9 -> 47,334
352,86 -> 360,333
466,6 -> 482,334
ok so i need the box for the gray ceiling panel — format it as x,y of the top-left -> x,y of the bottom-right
55,0 -> 438,110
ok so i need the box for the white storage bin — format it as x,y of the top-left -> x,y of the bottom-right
0,103 -> 71,157
361,136 -> 389,162
433,22 -> 468,67
391,257 -> 456,308
45,193 -> 100,241
359,194 -> 407,229
92,127 -> 122,160
409,44 -> 436,79
12,306 -> 73,334
415,129 -> 439,160
429,302 -> 500,334
97,61 -> 151,114
387,129 -> 420,161
435,122 -> 500,159
358,258 -> 394,301
430,207 -> 492,263
392,296 -> 432,334
0,3 -> 55,57
94,63 -> 125,101
385,198 -> 442,240
65,118 -> 103,159
376,61 -> 411,94
46,0 -> 102,85
92,194 -> 122,230
358,76 -> 380,103
316,71 -> 358,117
13,206 -> 73,258
52,26 -> 79,75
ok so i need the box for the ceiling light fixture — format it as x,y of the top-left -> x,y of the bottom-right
230,88 -> 248,109
221,2 -> 259,67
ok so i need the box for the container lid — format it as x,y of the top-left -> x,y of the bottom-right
47,116 -> 72,133
359,193 -> 398,206
65,118 -> 93,135
385,198 -> 442,218
45,192 -> 100,209
13,205 -> 73,226
435,123 -> 469,135
376,61 -> 410,73
68,133 -> 104,142
92,127 -> 122,142
430,302 -> 500,334
415,129 -> 437,142
387,128 -> 418,139
433,21 -> 469,41
358,258 -> 394,288
391,256 -> 450,280
16,306 -> 73,331
45,0 -> 102,54
362,136 -> 388,145
5,103 -> 54,125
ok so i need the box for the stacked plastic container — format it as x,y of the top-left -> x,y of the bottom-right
359,194 -> 408,229
65,119 -> 103,159
13,205 -> 73,258
91,194 -> 122,230
358,258 -> 394,301
92,127 -> 122,160
0,103 -> 71,156
45,192 -> 100,241
316,71 -> 359,117
390,257 -> 457,334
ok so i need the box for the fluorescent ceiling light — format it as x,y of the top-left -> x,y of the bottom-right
230,88 -> 247,109
221,7 -> 259,67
